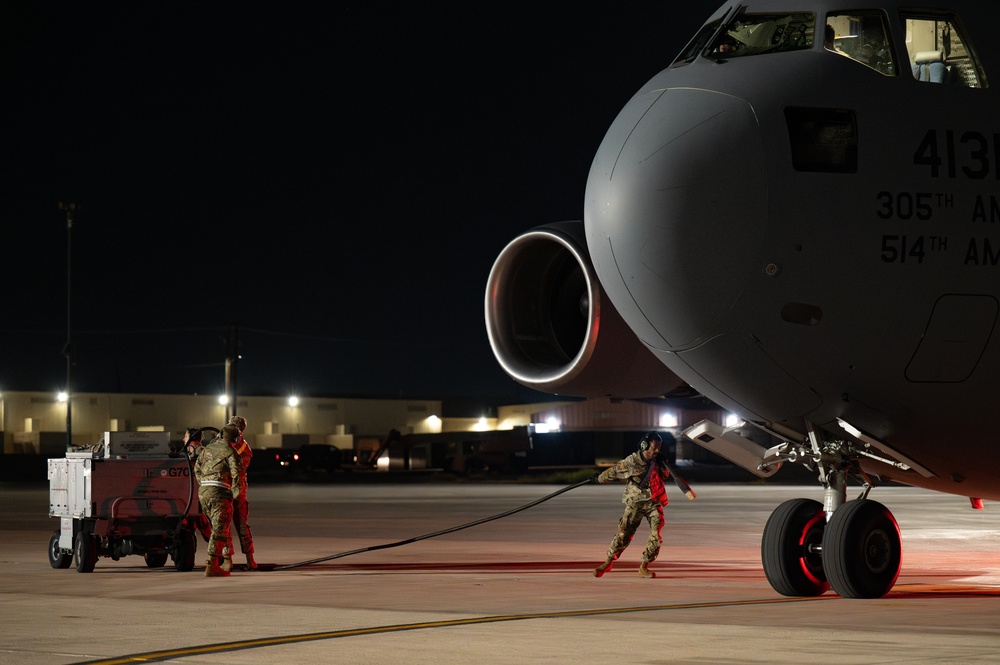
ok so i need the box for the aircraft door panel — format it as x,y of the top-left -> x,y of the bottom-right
905,294 -> 998,382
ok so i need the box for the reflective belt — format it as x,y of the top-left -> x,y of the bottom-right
200,480 -> 231,490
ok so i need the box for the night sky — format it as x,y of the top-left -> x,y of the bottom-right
2,4 -> 713,410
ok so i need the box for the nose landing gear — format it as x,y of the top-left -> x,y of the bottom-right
763,494 -> 901,599
760,424 -> 903,599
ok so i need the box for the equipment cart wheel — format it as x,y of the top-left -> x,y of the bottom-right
173,528 -> 197,572
48,531 -> 72,569
144,551 -> 169,568
74,532 -> 98,573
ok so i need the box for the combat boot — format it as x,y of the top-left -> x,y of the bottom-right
246,552 -> 257,570
638,561 -> 655,578
205,556 -> 230,577
221,547 -> 233,573
593,557 -> 614,577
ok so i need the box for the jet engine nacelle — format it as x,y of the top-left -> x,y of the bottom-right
485,221 -> 683,398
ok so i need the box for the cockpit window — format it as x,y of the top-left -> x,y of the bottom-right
707,11 -> 815,59
901,13 -> 986,88
825,12 -> 896,76
673,20 -> 721,66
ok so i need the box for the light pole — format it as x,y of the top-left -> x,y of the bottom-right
59,202 -> 78,449
224,356 -> 232,423
224,324 -> 239,422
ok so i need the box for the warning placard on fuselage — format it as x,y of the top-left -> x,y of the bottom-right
101,431 -> 171,458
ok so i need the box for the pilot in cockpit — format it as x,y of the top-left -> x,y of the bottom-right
824,24 -> 835,51
715,35 -> 741,55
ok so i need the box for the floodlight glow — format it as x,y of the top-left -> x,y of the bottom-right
546,417 -> 561,431
659,411 -> 678,428
288,396 -> 300,407
57,391 -> 68,403
218,394 -> 229,406
724,413 -> 742,427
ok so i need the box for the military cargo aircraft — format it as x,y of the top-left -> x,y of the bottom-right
485,0 -> 998,598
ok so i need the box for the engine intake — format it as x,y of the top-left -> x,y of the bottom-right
484,221 -> 682,398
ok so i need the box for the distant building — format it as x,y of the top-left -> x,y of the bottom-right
0,390 -> 731,466
0,391 -> 443,456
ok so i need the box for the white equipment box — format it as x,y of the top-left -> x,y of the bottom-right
47,432 -> 201,573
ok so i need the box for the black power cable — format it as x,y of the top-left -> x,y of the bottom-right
265,478 -> 592,571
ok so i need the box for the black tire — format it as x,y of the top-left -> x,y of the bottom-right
761,498 -> 829,596
74,532 -> 97,573
173,528 -> 197,572
48,532 -> 72,569
822,499 -> 901,598
144,551 -> 169,568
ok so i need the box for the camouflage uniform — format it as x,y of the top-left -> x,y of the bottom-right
194,437 -> 243,563
596,451 -> 670,566
230,432 -> 254,556
183,438 -> 213,542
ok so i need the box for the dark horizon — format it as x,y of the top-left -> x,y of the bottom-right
2,4 -> 713,403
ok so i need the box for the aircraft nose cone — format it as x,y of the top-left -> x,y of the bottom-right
584,88 -> 767,350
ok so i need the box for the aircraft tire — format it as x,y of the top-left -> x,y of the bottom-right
761,498 -> 829,596
48,531 -> 72,569
822,499 -> 901,599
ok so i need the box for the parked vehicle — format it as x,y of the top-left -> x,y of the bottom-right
276,444 -> 343,473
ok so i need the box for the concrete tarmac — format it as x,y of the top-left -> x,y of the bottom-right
2,480 -> 1000,664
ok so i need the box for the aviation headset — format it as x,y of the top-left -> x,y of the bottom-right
638,432 -> 662,452
185,426 -> 221,443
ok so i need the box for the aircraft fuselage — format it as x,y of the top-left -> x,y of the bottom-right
584,0 -> 1000,499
